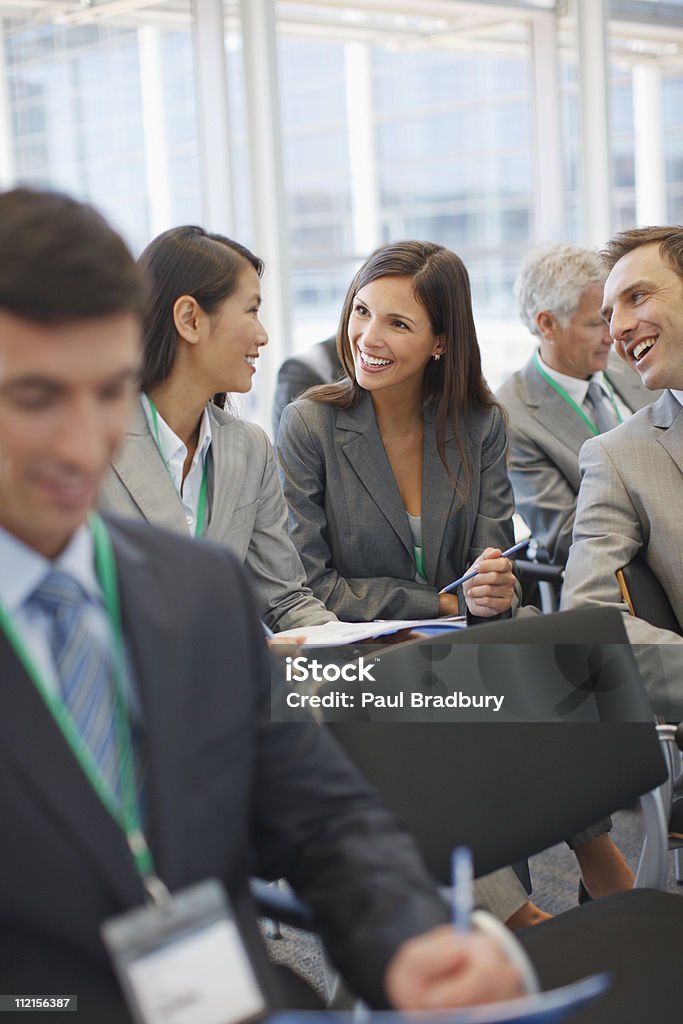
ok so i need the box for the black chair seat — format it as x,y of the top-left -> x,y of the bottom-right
519,889 -> 683,1024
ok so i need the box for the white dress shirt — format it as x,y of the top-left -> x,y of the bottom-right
141,394 -> 212,535
0,521 -> 141,721
0,523 -> 108,695
537,352 -> 631,424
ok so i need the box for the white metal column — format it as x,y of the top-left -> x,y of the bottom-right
575,0 -> 612,246
240,0 -> 291,430
0,22 -> 14,187
633,63 -> 666,226
345,42 -> 381,257
191,0 -> 234,232
530,11 -> 564,243
139,26 -> 172,237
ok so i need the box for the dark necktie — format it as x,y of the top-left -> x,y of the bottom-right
585,381 -> 617,434
30,570 -> 122,800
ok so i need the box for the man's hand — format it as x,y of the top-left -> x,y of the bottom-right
463,547 -> 516,618
384,925 -> 523,1010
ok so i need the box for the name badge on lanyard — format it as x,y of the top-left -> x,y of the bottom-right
101,879 -> 266,1024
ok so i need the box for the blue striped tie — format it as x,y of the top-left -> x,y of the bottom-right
31,571 -> 122,801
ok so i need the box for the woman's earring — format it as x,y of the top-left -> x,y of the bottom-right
432,353 -> 442,361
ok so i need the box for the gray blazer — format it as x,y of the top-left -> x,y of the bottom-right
561,390 -> 683,716
99,398 -> 333,633
496,352 -> 658,565
276,392 -> 515,622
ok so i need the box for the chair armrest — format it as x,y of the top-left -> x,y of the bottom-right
514,560 -> 565,584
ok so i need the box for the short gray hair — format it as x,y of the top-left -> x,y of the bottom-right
515,245 -> 606,337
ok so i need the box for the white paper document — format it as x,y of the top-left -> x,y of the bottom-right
273,617 -> 467,648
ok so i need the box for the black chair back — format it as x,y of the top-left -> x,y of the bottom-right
327,609 -> 666,884
616,555 -> 682,635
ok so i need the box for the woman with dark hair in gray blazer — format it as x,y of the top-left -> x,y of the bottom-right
276,240 -> 517,624
99,225 -> 333,634
276,240 -> 634,910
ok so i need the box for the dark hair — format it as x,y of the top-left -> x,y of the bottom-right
138,225 -> 263,406
601,226 -> 683,277
0,187 -> 143,323
306,240 -> 497,502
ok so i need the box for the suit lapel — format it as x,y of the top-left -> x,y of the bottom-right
653,391 -> 683,477
110,400 -> 189,534
421,414 -> 460,584
522,357 -> 594,453
337,396 -> 413,559
108,523 -> 191,888
203,406 -> 242,546
0,631 -> 144,907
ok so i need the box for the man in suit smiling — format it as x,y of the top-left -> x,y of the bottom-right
562,227 -> 683,717
497,245 -> 657,567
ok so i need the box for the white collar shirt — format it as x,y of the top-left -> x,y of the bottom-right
141,394 -> 213,535
536,351 -> 631,423
0,523 -> 106,695
0,522 -> 142,722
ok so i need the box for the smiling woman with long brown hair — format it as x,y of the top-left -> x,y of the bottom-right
276,239 -> 517,624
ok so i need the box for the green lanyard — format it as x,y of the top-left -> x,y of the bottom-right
533,351 -> 623,436
146,396 -> 209,538
0,515 -> 165,902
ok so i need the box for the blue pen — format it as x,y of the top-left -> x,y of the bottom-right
439,538 -> 531,595
451,846 -> 473,932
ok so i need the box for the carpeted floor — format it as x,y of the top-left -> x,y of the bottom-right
262,807 -> 683,1000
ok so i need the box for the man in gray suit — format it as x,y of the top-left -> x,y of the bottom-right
497,245 -> 657,566
561,227 -> 683,717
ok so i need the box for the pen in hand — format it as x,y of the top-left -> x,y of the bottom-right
451,846 -> 473,932
439,538 -> 531,595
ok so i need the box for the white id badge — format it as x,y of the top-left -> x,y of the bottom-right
101,879 -> 267,1024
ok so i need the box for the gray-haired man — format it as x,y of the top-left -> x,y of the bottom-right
497,245 -> 658,566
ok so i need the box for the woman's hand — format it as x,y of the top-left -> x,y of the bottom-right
462,547 -> 516,618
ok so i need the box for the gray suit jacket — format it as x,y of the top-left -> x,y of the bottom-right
276,392 -> 515,622
99,399 -> 333,633
496,352 -> 658,565
561,390 -> 683,716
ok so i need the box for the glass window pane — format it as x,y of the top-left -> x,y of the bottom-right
3,9 -> 201,253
